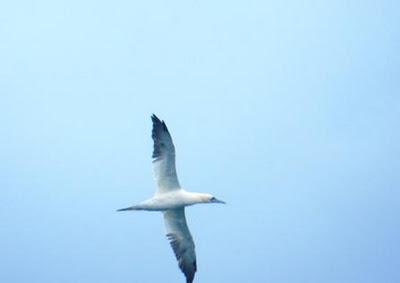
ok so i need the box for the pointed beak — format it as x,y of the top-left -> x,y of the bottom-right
212,198 -> 226,204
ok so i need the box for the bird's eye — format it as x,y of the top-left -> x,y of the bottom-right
210,197 -> 216,201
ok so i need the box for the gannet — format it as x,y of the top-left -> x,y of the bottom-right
118,114 -> 225,283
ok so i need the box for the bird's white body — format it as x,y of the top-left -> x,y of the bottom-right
118,115 -> 224,283
135,190 -> 212,211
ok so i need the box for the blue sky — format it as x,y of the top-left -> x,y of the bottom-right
1,1 -> 399,282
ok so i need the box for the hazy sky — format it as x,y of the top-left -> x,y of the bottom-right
1,1 -> 399,282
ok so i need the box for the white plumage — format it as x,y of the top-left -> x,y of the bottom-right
118,114 -> 225,283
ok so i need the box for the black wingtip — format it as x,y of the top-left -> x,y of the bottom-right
186,271 -> 195,283
151,114 -> 169,134
151,114 -> 161,122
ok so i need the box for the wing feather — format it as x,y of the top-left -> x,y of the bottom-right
164,209 -> 197,283
151,114 -> 180,193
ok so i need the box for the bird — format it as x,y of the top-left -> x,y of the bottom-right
118,114 -> 225,283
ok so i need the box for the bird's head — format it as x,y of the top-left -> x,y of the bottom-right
199,193 -> 226,204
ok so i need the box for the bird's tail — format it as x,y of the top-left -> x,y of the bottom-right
116,205 -> 142,212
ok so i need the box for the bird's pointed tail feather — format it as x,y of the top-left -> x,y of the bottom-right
116,205 -> 142,212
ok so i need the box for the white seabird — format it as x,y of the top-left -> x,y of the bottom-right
118,114 -> 225,283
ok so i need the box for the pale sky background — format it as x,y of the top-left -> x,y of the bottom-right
1,1 -> 399,282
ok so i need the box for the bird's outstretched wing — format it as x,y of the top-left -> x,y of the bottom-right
164,208 -> 197,283
151,114 -> 181,193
